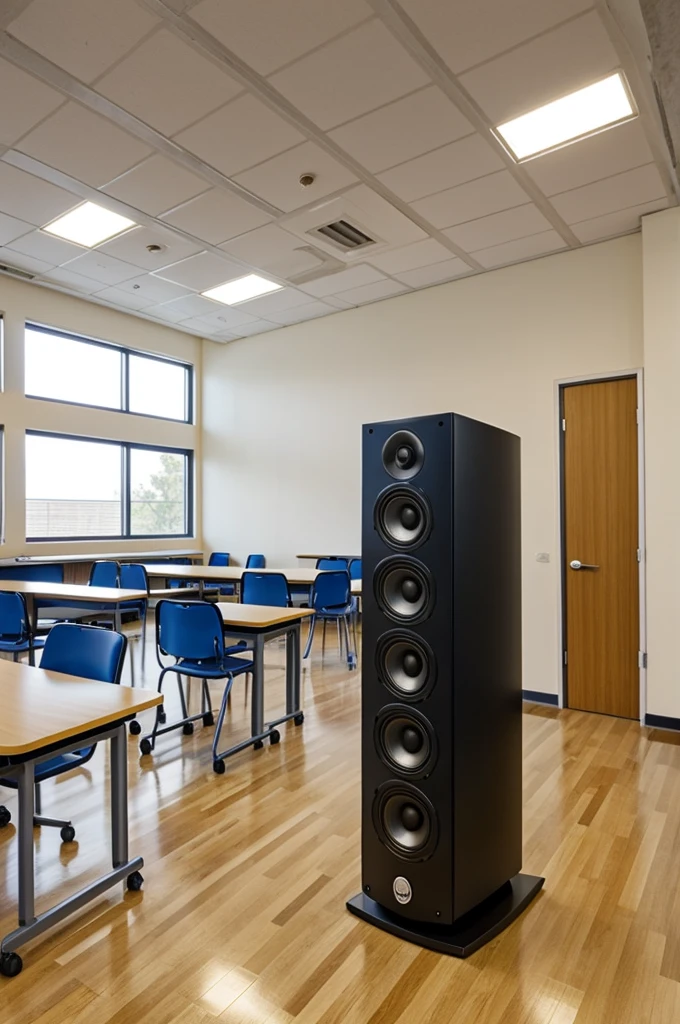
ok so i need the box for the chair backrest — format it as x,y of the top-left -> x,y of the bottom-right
209,552 -> 230,567
0,592 -> 30,641
241,571 -> 291,607
311,571 -> 351,611
245,553 -> 266,569
156,600 -> 225,662
89,560 -> 120,588
316,557 -> 348,570
120,563 -> 149,593
40,623 -> 127,684
349,558 -> 362,580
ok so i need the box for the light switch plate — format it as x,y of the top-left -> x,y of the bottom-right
535,552 -> 550,563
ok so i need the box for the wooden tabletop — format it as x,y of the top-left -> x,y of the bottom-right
0,581 -> 148,602
216,603 -> 315,628
0,660 -> 162,757
143,565 -> 361,592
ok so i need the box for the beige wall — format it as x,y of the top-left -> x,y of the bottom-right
203,235 -> 643,699
0,275 -> 202,557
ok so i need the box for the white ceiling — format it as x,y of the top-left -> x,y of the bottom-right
0,0 -> 675,344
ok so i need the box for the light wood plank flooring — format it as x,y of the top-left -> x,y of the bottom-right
2,624 -> 680,1022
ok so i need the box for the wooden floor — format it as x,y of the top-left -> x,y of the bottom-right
3,625 -> 680,1022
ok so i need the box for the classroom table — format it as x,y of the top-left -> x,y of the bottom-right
0,580 -> 148,635
0,660 -> 161,977
296,553 -> 359,562
141,564 -> 361,601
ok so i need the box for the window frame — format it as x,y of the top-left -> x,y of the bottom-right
24,322 -> 194,424
25,429 -> 194,543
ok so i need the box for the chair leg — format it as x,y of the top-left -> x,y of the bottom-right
322,619 -> 327,656
212,674 -> 234,762
28,645 -> 36,667
177,675 -> 189,720
129,643 -> 136,687
141,608 -> 147,670
35,782 -> 42,816
343,615 -> 355,668
336,619 -> 342,656
303,616 -> 316,659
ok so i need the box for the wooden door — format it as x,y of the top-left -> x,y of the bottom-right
563,378 -> 639,718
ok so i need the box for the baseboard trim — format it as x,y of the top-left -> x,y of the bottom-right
522,690 -> 559,707
644,713 -> 680,732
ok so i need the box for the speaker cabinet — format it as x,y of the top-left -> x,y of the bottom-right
348,412 -> 543,953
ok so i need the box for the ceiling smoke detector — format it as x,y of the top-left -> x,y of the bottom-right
299,173 -> 316,188
146,243 -> 165,253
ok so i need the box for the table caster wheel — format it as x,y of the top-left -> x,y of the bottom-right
140,738 -> 153,756
129,720 -> 142,736
213,759 -> 226,775
253,739 -> 264,750
0,806 -> 11,828
294,713 -> 304,726
203,712 -> 214,727
0,951 -> 22,977
126,871 -> 144,892
270,729 -> 280,745
183,722 -> 194,736
60,825 -> 76,844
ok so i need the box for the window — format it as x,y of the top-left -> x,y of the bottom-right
25,324 -> 192,423
25,432 -> 192,541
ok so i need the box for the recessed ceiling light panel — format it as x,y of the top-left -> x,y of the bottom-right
43,202 -> 136,247
496,72 -> 636,161
203,274 -> 283,305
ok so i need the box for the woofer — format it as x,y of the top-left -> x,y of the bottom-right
375,486 -> 431,550
382,430 -> 425,481
374,557 -> 434,624
375,705 -> 437,778
376,632 -> 435,701
373,782 -> 438,861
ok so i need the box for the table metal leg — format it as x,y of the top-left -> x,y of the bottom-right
18,764 -> 36,928
110,725 -> 128,868
252,635 -> 265,740
285,626 -> 301,715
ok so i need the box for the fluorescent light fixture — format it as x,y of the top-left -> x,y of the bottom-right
43,201 -> 136,247
496,72 -> 635,161
203,274 -> 283,305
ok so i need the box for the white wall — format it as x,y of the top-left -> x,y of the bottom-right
642,208 -> 680,718
203,235 -> 643,699
0,275 -> 202,557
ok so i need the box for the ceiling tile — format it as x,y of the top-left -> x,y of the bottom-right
0,211 -> 33,245
95,225 -> 202,271
142,302 -> 191,324
571,198 -> 669,243
16,102 -> 152,187
339,184 -> 427,245
471,230 -> 568,268
0,58 -> 64,146
153,251 -> 245,290
265,300 -> 337,325
269,20 -> 429,130
116,274 -> 193,304
187,304 -> 259,329
95,29 -> 242,136
6,228 -> 86,265
549,163 -> 667,224
160,189 -> 273,244
334,279 -> 408,304
92,285 -> 153,310
328,87 -> 473,172
444,204 -> 553,250
525,120 -> 654,197
367,238 -> 453,275
173,317 -> 214,335
238,288 -> 314,317
101,156 -> 210,216
394,258 -> 472,288
230,320 -> 279,337
300,264 -> 386,297
324,295 -> 355,310
157,294 -> 229,319
61,250 -> 140,286
191,0 -> 370,75
39,266 -> 102,293
0,247 -> 52,275
174,94 -> 305,177
378,134 -> 505,203
0,161 -> 79,225
411,170 -> 530,228
209,331 -> 240,344
398,0 -> 590,75
8,0 -> 159,83
233,142 -> 357,212
459,11 -> 619,124
220,224 -> 326,275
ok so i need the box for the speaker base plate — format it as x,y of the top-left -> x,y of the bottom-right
346,873 -> 544,958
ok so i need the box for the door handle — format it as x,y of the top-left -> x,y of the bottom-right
569,560 -> 599,571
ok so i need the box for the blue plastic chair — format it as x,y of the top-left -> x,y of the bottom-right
119,563 -> 149,674
349,559 -> 362,580
303,571 -> 356,668
246,554 -> 266,569
0,624 -> 127,843
348,558 -> 362,648
0,592 -> 45,665
140,600 -> 252,759
204,551 -> 235,597
316,558 -> 348,570
241,572 -> 291,607
89,560 -> 120,587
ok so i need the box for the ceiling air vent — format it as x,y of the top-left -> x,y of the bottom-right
313,219 -> 375,252
0,263 -> 36,281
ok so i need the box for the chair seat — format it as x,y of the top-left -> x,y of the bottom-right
167,655 -> 253,679
317,604 -> 353,619
1,749 -> 92,789
0,636 -> 45,653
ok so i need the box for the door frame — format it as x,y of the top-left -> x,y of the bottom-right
555,368 -> 646,721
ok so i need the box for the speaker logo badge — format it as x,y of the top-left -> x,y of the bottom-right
393,876 -> 412,905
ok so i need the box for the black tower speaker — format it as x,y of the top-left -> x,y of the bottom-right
347,412 -> 543,957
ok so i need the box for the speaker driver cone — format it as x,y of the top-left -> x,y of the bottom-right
377,632 -> 435,701
375,486 -> 431,550
382,430 -> 425,481
375,705 -> 437,778
373,782 -> 438,861
374,557 -> 434,624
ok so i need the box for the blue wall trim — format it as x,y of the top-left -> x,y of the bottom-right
522,690 -> 559,707
645,713 -> 680,732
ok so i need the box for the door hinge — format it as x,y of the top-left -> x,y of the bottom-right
563,651 -> 568,666
636,408 -> 640,425
562,418 -> 566,432
637,548 -> 641,562
638,651 -> 647,669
